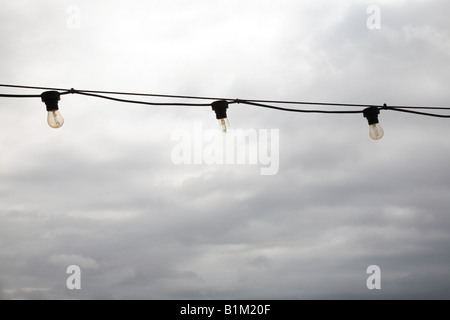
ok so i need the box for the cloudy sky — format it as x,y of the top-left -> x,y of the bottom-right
1,0 -> 450,300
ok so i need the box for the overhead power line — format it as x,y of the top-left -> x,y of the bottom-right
1,83 -> 450,140
2,83 -> 450,110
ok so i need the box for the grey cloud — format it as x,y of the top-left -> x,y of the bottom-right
1,0 -> 450,300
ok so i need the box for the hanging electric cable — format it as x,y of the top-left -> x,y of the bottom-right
1,83 -> 450,139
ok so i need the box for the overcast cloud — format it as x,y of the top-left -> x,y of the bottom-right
1,0 -> 450,300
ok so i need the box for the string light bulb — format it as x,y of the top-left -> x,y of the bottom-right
211,100 -> 229,133
363,107 -> 384,140
41,91 -> 64,128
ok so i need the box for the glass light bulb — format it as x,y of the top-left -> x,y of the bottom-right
47,110 -> 64,128
369,123 -> 384,140
218,118 -> 230,133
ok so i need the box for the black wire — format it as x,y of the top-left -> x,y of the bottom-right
387,107 -> 450,118
2,84 -> 450,118
0,84 -> 69,92
242,99 -> 450,111
75,92 -> 363,113
2,83 -> 450,111
239,100 -> 364,114
75,91 -> 212,107
0,93 -> 42,98
76,89 -> 231,102
244,99 -> 378,108
0,84 -> 232,102
0,91 -> 73,98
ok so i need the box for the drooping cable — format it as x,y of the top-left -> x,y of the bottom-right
1,83 -> 450,112
74,91 -> 213,107
1,83 -> 450,140
384,107 -> 450,118
237,100 -> 364,114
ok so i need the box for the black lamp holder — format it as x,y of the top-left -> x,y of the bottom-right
211,100 -> 228,120
363,107 -> 380,125
41,91 -> 61,112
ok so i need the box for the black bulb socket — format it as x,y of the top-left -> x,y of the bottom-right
41,91 -> 61,112
363,107 -> 380,125
211,100 -> 228,120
